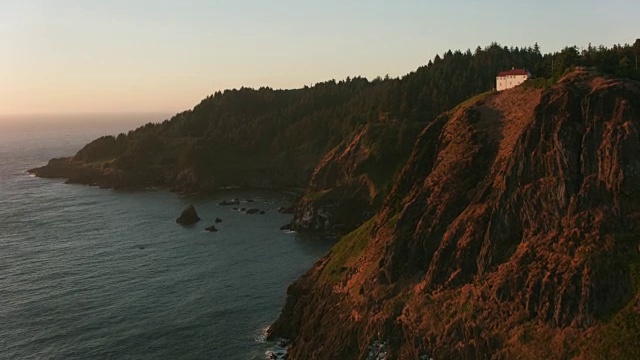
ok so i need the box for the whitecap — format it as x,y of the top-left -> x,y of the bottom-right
254,326 -> 269,344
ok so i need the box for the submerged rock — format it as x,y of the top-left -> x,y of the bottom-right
219,198 -> 240,206
205,225 -> 218,232
215,217 -> 223,223
176,204 -> 201,225
245,208 -> 260,214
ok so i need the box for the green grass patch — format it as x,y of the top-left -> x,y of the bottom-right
452,90 -> 495,111
387,213 -> 401,228
323,218 -> 376,282
357,121 -> 423,193
588,242 -> 640,360
86,158 -> 116,169
305,189 -> 331,201
590,300 -> 640,359
632,263 -> 640,292
522,77 -> 556,89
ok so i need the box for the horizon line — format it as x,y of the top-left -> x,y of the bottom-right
0,110 -> 177,118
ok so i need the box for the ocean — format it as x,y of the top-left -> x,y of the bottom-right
0,114 -> 333,359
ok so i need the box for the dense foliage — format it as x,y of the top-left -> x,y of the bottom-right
538,39 -> 640,80
73,40 -> 640,189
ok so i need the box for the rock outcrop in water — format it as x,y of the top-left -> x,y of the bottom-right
176,204 -> 201,225
269,69 -> 640,359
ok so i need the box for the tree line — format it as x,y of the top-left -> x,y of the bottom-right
74,40 -> 640,178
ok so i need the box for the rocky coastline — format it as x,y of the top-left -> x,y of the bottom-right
29,67 -> 640,358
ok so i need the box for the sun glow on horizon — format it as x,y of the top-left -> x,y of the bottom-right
2,0 -> 638,115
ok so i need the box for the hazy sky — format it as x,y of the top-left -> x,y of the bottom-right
1,0 -> 638,115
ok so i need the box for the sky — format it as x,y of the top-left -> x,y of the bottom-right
1,0 -> 639,116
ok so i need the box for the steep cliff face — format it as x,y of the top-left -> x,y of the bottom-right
269,69 -> 640,359
290,123 -> 421,234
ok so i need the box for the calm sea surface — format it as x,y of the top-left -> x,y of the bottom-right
0,114 -> 333,359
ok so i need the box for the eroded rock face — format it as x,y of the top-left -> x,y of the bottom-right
270,69 -> 640,359
288,129 -> 377,233
292,187 -> 373,233
289,123 -> 420,234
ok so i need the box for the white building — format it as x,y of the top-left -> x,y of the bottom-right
496,68 -> 531,91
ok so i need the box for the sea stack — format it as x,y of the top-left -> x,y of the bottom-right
176,204 -> 201,225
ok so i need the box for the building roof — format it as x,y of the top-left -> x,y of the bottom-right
497,68 -> 529,77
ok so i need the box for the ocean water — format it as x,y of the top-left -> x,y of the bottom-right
0,115 -> 333,359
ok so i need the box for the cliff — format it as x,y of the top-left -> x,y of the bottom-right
289,122 -> 421,234
269,68 -> 640,359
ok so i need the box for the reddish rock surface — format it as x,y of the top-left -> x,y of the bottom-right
290,123 -> 421,234
290,127 -> 381,233
269,69 -> 640,359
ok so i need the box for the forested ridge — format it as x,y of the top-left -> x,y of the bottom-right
37,40 -> 640,193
